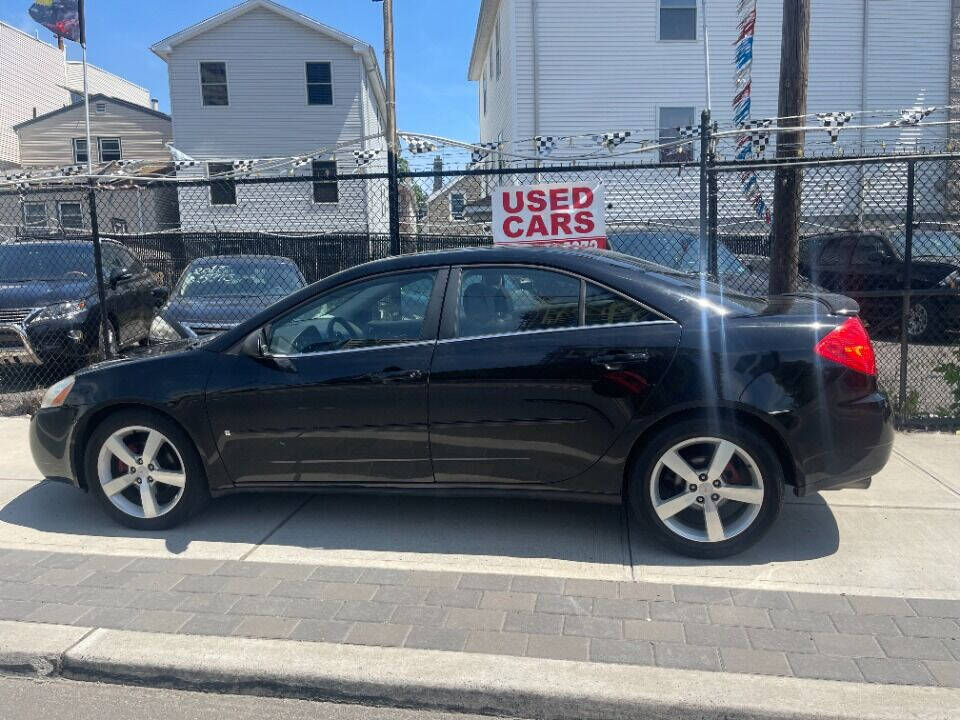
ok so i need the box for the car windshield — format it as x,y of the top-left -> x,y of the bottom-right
175,260 -> 304,298
607,231 -> 750,276
0,245 -> 94,282
889,231 -> 960,258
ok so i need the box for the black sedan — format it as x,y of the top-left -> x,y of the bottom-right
29,247 -> 893,558
149,255 -> 306,342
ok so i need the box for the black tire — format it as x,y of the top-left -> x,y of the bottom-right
627,419 -> 785,559
84,408 -> 210,530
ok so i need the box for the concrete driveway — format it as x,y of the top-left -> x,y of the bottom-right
1,416 -> 959,599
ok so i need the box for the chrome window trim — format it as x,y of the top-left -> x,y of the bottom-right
266,338 -> 436,360
436,320 -> 679,346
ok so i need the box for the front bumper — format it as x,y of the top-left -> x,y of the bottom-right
29,405 -> 82,488
0,324 -> 41,365
0,318 -> 96,366
794,390 -> 894,496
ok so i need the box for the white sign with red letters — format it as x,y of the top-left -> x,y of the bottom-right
492,182 -> 607,249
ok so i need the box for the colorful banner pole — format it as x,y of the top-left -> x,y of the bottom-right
733,0 -> 770,223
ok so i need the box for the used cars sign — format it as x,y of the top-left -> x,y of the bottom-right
493,182 -> 607,249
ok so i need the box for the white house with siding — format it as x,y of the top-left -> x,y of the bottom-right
149,0 -> 389,235
0,20 -> 151,170
467,0 -> 954,228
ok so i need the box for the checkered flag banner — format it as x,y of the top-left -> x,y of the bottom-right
738,119 -> 772,157
354,149 -> 381,167
407,137 -> 436,155
817,112 -> 854,143
60,165 -> 86,176
676,126 -> 700,139
173,160 -> 200,170
884,106 -> 936,128
593,131 -> 632,151
232,160 -> 256,172
470,142 -> 499,164
534,136 -> 558,156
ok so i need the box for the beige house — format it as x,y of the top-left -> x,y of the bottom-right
421,174 -> 489,238
14,94 -> 172,170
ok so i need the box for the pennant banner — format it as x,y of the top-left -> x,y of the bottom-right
593,131 -> 632,152
354,149 -> 381,167
884,106 -> 936,128
817,112 -> 853,143
470,141 -> 499,164
28,0 -> 82,43
407,138 -> 436,155
534,136 -> 557,156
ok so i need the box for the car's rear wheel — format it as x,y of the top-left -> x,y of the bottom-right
628,420 -> 784,558
85,409 -> 209,530
906,302 -> 932,341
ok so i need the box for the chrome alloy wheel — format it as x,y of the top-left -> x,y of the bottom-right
96,426 -> 186,519
649,437 -> 765,543
907,303 -> 929,339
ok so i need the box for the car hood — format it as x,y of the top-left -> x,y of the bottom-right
910,257 -> 960,284
160,295 -> 285,326
78,337 -> 207,376
0,279 -> 94,310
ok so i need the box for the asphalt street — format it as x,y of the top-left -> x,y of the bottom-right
0,674 -> 502,720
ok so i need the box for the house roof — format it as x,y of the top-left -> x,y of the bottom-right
468,0 -> 502,81
12,94 -> 171,131
149,0 -> 387,122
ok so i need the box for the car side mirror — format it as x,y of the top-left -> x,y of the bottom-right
241,328 -> 267,358
110,268 -> 133,289
151,287 -> 169,307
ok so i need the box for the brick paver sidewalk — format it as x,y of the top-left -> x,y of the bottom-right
1,547 -> 958,689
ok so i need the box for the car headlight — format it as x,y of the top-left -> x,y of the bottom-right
40,376 -> 75,409
29,300 -> 87,323
939,270 -> 960,289
149,315 -> 183,342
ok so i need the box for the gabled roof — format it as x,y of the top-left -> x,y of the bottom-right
468,0 -> 502,81
13,94 -> 171,131
149,0 -> 387,121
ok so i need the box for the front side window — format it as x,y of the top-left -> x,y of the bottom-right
267,270 -> 438,355
306,62 -> 333,105
200,62 -> 229,106
660,0 -> 697,41
58,202 -> 83,229
73,138 -> 88,164
659,106 -> 695,162
312,160 -> 339,203
819,238 -> 856,267
23,202 -> 46,227
851,236 -> 893,266
449,193 -> 466,221
208,163 -> 236,206
585,283 -> 660,326
98,137 -> 122,162
456,267 -> 580,338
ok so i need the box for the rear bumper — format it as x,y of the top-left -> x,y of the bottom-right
29,405 -> 82,489
794,390 -> 894,496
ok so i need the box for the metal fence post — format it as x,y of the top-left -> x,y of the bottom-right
699,109 -> 712,276
897,159 -> 916,424
86,180 -> 112,360
388,152 -> 402,256
707,122 -> 719,278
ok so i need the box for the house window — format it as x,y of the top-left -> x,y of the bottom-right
58,202 -> 83,230
70,91 -> 83,104
98,137 -> 122,162
208,162 -> 236,206
312,160 -> 339,203
495,16 -> 501,79
659,0 -> 697,41
659,106 -> 696,162
306,62 -> 333,105
72,138 -> 88,164
200,62 -> 229,106
95,102 -> 106,113
450,193 -> 466,221
23,202 -> 46,228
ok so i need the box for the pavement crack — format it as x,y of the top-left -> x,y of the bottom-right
892,448 -> 960,500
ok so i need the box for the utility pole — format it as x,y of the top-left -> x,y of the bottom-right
769,0 -> 810,296
379,0 -> 402,255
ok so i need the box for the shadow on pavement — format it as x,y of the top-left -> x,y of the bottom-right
0,481 -> 840,568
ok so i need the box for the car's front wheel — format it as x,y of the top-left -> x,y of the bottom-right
628,420 -> 784,558
85,409 -> 209,530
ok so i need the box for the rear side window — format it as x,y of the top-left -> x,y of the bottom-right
585,283 -> 660,326
819,238 -> 855,266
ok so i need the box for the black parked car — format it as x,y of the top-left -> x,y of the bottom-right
0,240 -> 160,370
30,247 -> 892,558
149,255 -> 306,342
799,231 -> 960,340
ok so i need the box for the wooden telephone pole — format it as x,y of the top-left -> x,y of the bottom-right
768,0 -> 811,295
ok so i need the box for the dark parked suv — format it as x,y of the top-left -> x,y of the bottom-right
799,231 -> 960,340
0,240 -> 161,370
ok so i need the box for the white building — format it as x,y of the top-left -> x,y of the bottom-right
0,20 -> 151,170
149,0 -> 389,235
467,0 -> 954,226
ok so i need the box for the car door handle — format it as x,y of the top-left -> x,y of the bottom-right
368,368 -> 424,383
591,351 -> 650,369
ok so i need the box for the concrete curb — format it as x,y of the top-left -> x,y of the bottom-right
1,620 -> 957,720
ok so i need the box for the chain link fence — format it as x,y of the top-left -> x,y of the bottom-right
1,154 -> 958,426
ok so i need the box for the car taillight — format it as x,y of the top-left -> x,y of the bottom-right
815,317 -> 876,376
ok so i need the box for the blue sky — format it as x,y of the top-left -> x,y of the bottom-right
1,0 -> 482,140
